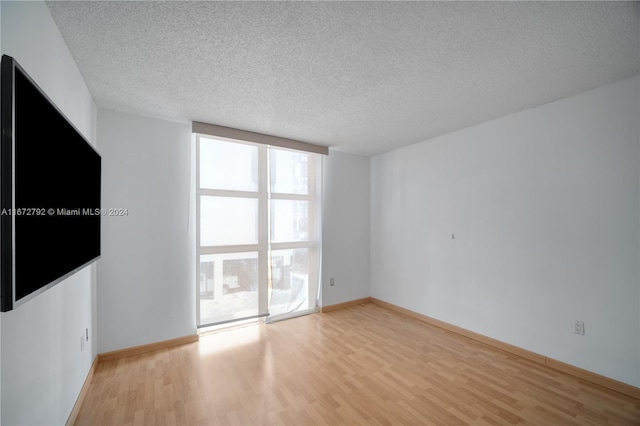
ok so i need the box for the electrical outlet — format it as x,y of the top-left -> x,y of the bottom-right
330,278 -> 335,287
573,320 -> 585,335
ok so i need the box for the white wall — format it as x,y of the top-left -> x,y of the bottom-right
371,76 -> 640,386
322,150 -> 370,306
97,111 -> 370,346
97,108 -> 195,353
1,2 -> 98,424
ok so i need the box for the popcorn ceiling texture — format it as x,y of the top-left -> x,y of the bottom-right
46,1 -> 639,156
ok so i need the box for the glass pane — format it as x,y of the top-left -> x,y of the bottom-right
269,249 -> 311,316
270,199 -> 309,242
200,196 -> 258,246
200,137 -> 258,191
270,149 -> 309,195
199,252 -> 259,325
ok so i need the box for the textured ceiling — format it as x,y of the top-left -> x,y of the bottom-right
47,1 -> 639,156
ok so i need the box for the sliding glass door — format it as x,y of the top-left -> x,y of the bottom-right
196,134 -> 321,327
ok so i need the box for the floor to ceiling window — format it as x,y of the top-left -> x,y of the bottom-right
195,129 -> 324,328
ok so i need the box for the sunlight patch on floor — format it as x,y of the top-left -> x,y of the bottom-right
198,322 -> 263,356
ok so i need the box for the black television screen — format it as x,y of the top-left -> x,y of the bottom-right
1,55 -> 101,311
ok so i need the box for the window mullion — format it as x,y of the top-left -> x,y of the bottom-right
199,188 -> 259,198
270,241 -> 317,251
199,244 -> 260,255
258,145 -> 269,317
270,193 -> 312,201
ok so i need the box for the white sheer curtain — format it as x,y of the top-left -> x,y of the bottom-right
266,148 -> 322,323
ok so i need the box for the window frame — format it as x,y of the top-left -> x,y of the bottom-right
195,133 -> 322,327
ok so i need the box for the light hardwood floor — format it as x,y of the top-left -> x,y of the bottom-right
75,303 -> 640,425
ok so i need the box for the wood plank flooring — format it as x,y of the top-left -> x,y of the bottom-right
75,303 -> 640,425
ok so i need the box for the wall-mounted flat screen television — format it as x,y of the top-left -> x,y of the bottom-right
1,55 -> 101,312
